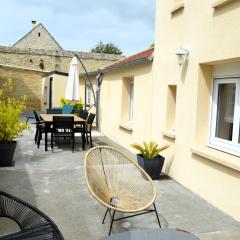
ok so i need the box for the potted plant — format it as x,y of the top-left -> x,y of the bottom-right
131,141 -> 170,180
0,80 -> 29,166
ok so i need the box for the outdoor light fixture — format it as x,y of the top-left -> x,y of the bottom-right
176,48 -> 189,66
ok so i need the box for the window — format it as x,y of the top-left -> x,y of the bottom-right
38,32 -> 41,37
86,85 -> 92,106
121,77 -> 134,122
129,80 -> 134,121
166,85 -> 177,130
210,78 -> 240,155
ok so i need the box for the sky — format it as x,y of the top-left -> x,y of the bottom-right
0,0 -> 156,56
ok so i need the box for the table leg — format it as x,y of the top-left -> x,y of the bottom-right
45,132 -> 48,151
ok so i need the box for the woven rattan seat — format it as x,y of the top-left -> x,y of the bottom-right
0,191 -> 64,240
84,146 -> 161,235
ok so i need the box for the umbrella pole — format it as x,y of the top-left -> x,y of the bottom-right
73,53 -> 96,110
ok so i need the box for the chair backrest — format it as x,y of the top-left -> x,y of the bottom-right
53,116 -> 74,131
33,110 -> 40,122
47,108 -> 63,114
76,109 -> 89,120
84,146 -> 156,212
0,191 -> 64,239
62,105 -> 74,114
87,113 -> 95,125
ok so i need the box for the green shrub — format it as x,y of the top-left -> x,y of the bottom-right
0,80 -> 29,143
60,97 -> 83,113
131,141 -> 170,159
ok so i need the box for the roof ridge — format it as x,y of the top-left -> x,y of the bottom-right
39,24 -> 63,50
104,47 -> 154,70
13,23 -> 41,46
12,23 -> 63,50
132,47 -> 154,56
0,45 -> 123,61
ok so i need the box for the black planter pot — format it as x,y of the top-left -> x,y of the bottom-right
137,154 -> 165,180
0,141 -> 17,167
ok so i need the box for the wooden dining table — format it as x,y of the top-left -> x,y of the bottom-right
40,114 -> 86,151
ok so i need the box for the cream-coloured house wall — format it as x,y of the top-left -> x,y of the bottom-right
41,74 -> 96,112
100,63 -> 153,150
153,0 -> 240,220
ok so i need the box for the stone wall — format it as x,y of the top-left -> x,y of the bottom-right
0,46 -> 123,74
0,65 -> 43,110
0,46 -> 123,111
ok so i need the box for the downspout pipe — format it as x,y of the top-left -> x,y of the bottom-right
96,69 -> 103,131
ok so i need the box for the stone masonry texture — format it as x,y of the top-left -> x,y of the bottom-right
13,24 -> 62,50
0,65 -> 43,110
0,23 -> 123,110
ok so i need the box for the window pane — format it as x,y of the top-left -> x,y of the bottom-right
87,86 -> 91,105
239,121 -> 240,143
129,81 -> 134,121
215,83 -> 236,141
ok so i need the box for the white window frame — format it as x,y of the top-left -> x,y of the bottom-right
209,78 -> 240,156
129,80 -> 134,121
86,85 -> 92,106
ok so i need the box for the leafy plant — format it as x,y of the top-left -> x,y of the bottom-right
60,97 -> 83,113
0,80 -> 29,144
131,141 -> 170,159
91,41 -> 123,55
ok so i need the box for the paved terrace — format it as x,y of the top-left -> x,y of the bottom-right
0,124 -> 240,240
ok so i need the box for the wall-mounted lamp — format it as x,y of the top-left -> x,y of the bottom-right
176,48 -> 189,66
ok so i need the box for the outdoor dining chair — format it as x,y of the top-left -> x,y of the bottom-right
46,108 -> 63,114
85,113 -> 95,147
84,146 -> 161,235
51,116 -> 75,152
76,109 -> 89,120
0,191 -> 64,240
33,110 -> 51,148
33,110 -> 42,144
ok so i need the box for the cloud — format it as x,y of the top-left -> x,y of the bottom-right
1,0 -> 156,55
12,0 -> 155,27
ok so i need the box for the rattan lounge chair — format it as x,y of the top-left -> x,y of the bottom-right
0,191 -> 64,240
84,146 -> 161,235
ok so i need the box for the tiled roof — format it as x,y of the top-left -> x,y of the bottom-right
104,48 -> 154,71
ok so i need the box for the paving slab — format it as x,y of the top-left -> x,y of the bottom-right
0,125 -> 239,240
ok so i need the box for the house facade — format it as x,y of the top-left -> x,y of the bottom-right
153,0 -> 240,220
99,48 -> 154,146
42,71 -> 97,112
99,0 -> 240,221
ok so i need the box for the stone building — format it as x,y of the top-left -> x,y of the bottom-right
0,21 -> 122,110
13,21 -> 63,50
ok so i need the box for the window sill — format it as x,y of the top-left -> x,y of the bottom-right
118,121 -> 133,131
170,3 -> 184,14
162,129 -> 176,139
191,146 -> 240,172
212,0 -> 234,8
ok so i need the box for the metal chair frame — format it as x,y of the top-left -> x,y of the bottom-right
102,202 -> 161,235
0,191 -> 64,240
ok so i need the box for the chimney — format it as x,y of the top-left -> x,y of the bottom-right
32,20 -> 37,29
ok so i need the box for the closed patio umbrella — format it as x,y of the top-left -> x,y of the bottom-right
65,56 -> 80,101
